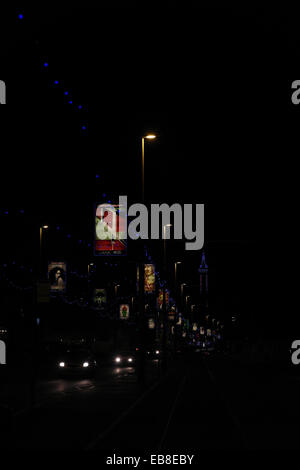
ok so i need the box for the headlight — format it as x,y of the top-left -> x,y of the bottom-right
59,362 -> 65,368
155,350 -> 160,355
83,362 -> 89,368
128,358 -> 133,363
115,357 -> 121,363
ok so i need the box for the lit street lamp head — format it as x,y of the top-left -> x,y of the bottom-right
144,134 -> 156,140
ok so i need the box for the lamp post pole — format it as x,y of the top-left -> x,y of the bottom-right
181,283 -> 187,313
162,224 -> 172,374
39,226 -> 48,279
174,261 -> 181,307
137,134 -> 156,384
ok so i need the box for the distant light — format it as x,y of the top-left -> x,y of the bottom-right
42,225 -> 49,229
64,91 -> 69,96
78,105 -> 82,109
83,362 -> 89,368
145,134 -> 156,140
59,362 -> 65,368
18,14 -> 24,20
128,358 -> 133,363
69,101 -> 73,105
82,126 -> 86,130
54,80 -> 59,85
115,357 -> 121,363
96,174 -> 100,179
44,62 -> 49,68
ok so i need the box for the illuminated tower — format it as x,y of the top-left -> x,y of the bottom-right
199,251 -> 208,307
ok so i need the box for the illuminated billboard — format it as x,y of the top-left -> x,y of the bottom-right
95,202 -> 127,256
144,264 -> 155,293
157,289 -> 169,308
93,289 -> 107,308
48,262 -> 67,291
120,304 -> 130,320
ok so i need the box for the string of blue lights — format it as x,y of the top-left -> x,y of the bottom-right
16,9 -> 88,133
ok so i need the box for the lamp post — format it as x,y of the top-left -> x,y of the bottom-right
162,224 -> 172,373
115,284 -> 120,297
174,261 -> 181,306
163,224 -> 172,270
88,263 -> 94,276
181,283 -> 187,312
138,134 -> 156,384
32,224 -> 48,410
39,225 -> 49,278
186,295 -> 191,310
141,134 -> 156,203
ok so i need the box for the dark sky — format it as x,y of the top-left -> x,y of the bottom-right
0,6 -> 296,333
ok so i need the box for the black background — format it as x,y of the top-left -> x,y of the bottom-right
0,5 -> 296,336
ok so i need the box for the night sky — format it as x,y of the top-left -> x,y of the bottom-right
0,6 -> 296,334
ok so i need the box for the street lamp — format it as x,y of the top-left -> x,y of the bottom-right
163,224 -> 172,270
145,134 -> 156,140
162,223 -> 172,373
141,134 -> 156,203
137,133 -> 157,384
88,263 -> 94,275
185,295 -> 191,318
174,262 -> 182,303
181,283 -> 187,310
39,225 -> 49,278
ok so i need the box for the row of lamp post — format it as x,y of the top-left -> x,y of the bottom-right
39,133 -> 181,383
